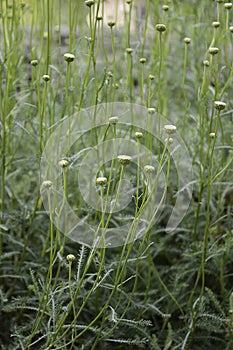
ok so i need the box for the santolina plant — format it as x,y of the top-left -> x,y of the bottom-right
0,1 -> 232,350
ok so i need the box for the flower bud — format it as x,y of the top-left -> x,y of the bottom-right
31,59 -> 39,66
212,21 -> 220,28
184,37 -> 191,44
126,47 -> 133,54
144,165 -> 155,173
156,23 -> 166,32
66,254 -> 75,262
85,0 -> 95,7
96,177 -> 107,185
42,180 -> 53,189
58,159 -> 69,168
224,3 -> 233,9
135,131 -> 143,139
139,57 -> 146,64
162,5 -> 169,11
109,116 -> 118,124
42,74 -> 50,82
214,101 -> 226,110
117,155 -> 132,165
108,21 -> 115,28
209,47 -> 219,55
164,124 -> 176,134
203,60 -> 210,66
64,53 -> 75,63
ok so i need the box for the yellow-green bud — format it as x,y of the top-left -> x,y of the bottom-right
214,101 -> 226,110
156,23 -> 167,32
117,155 -> 132,165
42,74 -> 50,82
64,53 -> 75,63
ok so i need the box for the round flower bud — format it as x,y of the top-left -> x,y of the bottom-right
139,57 -> 146,64
85,0 -> 95,7
209,132 -> 216,139
148,107 -> 156,114
212,21 -> 220,28
214,101 -> 226,110
42,74 -> 50,82
224,3 -> 233,9
155,23 -> 166,32
184,37 -> 191,44
230,26 -> 233,32
126,47 -> 133,54
126,0 -> 132,4
203,60 -> 210,66
117,155 -> 132,165
58,159 -> 69,168
149,74 -> 155,80
135,131 -> 143,139
108,21 -> 115,28
113,83 -> 119,89
64,53 -> 75,63
31,59 -> 39,66
165,137 -> 174,144
164,124 -> 176,134
209,47 -> 219,55
162,5 -> 169,11
144,165 -> 155,173
109,116 -> 119,124
66,254 -> 75,262
96,176 -> 107,185
42,180 -> 53,189
107,71 -> 113,78
97,16 -> 103,21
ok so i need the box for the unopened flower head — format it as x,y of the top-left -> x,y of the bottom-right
85,0 -> 95,7
107,71 -> 113,78
58,159 -> 69,168
165,137 -> 174,144
164,124 -> 176,134
212,21 -> 220,28
224,2 -> 233,9
184,37 -> 191,44
214,101 -> 226,110
156,23 -> 167,32
112,83 -> 119,89
31,59 -> 39,66
117,155 -> 132,165
96,176 -> 107,185
108,21 -> 115,28
162,5 -> 169,11
109,116 -> 119,124
230,26 -> 233,32
144,165 -> 155,173
139,57 -> 146,64
209,132 -> 216,139
126,47 -> 133,54
148,107 -> 156,114
42,74 -> 50,82
66,254 -> 75,262
135,131 -> 143,139
42,180 -> 53,189
209,47 -> 219,55
126,0 -> 132,4
64,53 -> 75,63
97,16 -> 103,21
203,60 -> 210,66
149,74 -> 155,80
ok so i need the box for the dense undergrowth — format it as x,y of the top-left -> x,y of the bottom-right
0,0 -> 233,349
